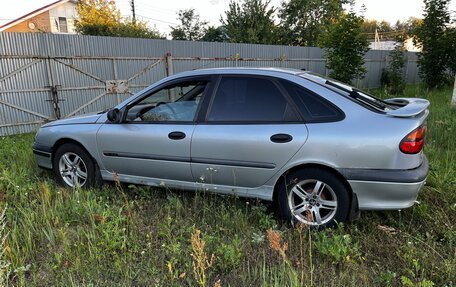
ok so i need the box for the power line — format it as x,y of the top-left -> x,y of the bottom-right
133,0 -> 221,23
135,14 -> 179,26
134,0 -> 178,14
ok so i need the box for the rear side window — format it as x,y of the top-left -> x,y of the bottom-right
207,77 -> 299,122
281,80 -> 344,123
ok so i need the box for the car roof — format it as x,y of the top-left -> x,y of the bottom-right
169,67 -> 308,79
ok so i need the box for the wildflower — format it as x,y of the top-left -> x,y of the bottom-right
267,228 -> 288,261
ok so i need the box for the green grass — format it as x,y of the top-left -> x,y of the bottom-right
0,85 -> 455,286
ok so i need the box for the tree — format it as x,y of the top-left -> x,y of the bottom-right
278,0 -> 346,46
378,20 -> 393,32
170,9 -> 208,41
394,17 -> 423,37
319,11 -> 369,84
76,0 -> 121,36
221,0 -> 277,44
415,0 -> 451,88
381,42 -> 406,94
444,27 -> 456,77
76,0 -> 163,38
361,19 -> 378,34
201,26 -> 228,42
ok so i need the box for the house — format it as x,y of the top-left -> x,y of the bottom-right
368,40 -> 397,51
368,38 -> 422,52
403,36 -> 422,52
0,0 -> 77,34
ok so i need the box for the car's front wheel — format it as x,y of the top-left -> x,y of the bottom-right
278,168 -> 350,228
53,143 -> 96,188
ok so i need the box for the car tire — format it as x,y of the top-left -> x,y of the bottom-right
278,168 -> 350,228
53,143 -> 97,188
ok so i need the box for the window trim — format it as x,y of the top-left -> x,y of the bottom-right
120,76 -> 213,124
202,74 -> 304,124
58,17 -> 68,33
278,79 -> 345,123
299,72 -> 392,114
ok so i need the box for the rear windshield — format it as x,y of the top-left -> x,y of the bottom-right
299,72 -> 399,112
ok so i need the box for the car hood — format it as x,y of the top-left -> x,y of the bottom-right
42,112 -> 103,127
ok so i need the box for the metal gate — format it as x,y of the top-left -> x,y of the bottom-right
0,33 -> 420,136
0,55 -> 166,135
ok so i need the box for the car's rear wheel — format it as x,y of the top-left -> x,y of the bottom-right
53,143 -> 96,188
278,168 -> 350,228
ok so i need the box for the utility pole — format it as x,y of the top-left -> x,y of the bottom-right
130,0 -> 136,23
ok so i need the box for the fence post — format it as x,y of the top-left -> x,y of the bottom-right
451,75 -> 456,108
112,59 -> 120,104
45,57 -> 62,119
165,53 -> 173,77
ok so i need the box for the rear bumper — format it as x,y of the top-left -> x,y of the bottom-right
32,142 -> 53,170
338,156 -> 429,210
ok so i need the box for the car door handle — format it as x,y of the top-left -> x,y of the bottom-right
168,131 -> 186,140
270,133 -> 293,143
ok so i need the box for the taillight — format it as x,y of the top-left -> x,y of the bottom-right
400,125 -> 426,154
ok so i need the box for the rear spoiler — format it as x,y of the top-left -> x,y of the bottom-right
384,98 -> 430,118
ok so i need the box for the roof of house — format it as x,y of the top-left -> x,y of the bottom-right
0,0 -> 76,31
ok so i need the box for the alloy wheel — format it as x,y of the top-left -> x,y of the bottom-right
58,152 -> 88,188
287,179 -> 338,226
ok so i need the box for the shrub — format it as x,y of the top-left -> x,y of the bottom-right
319,11 -> 369,84
314,226 -> 362,264
381,43 -> 406,95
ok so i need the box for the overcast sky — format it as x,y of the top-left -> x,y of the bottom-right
1,0 -> 455,37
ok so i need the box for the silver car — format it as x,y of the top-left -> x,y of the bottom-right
33,68 -> 429,227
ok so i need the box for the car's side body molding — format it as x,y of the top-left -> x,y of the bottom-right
191,157 -> 276,169
103,151 -> 191,163
103,151 -> 277,169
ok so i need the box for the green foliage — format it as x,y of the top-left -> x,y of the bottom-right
381,43 -> 406,94
444,27 -> 456,76
201,26 -> 228,42
0,207 -> 11,286
319,11 -> 369,84
1,84 -> 456,285
313,226 -> 362,263
361,19 -> 394,34
361,19 -> 379,34
214,235 -> 243,271
76,0 -> 163,39
400,259 -> 435,287
170,9 -> 208,41
415,0 -> 451,88
394,17 -> 423,37
375,270 -> 397,287
278,0 -> 346,46
220,0 -> 278,44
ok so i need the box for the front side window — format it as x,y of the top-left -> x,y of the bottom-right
126,81 -> 207,122
207,76 -> 299,122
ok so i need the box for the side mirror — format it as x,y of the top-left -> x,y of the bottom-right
107,108 -> 121,122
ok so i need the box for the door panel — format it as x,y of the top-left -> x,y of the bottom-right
96,77 -> 210,182
191,124 -> 308,188
97,123 -> 195,181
